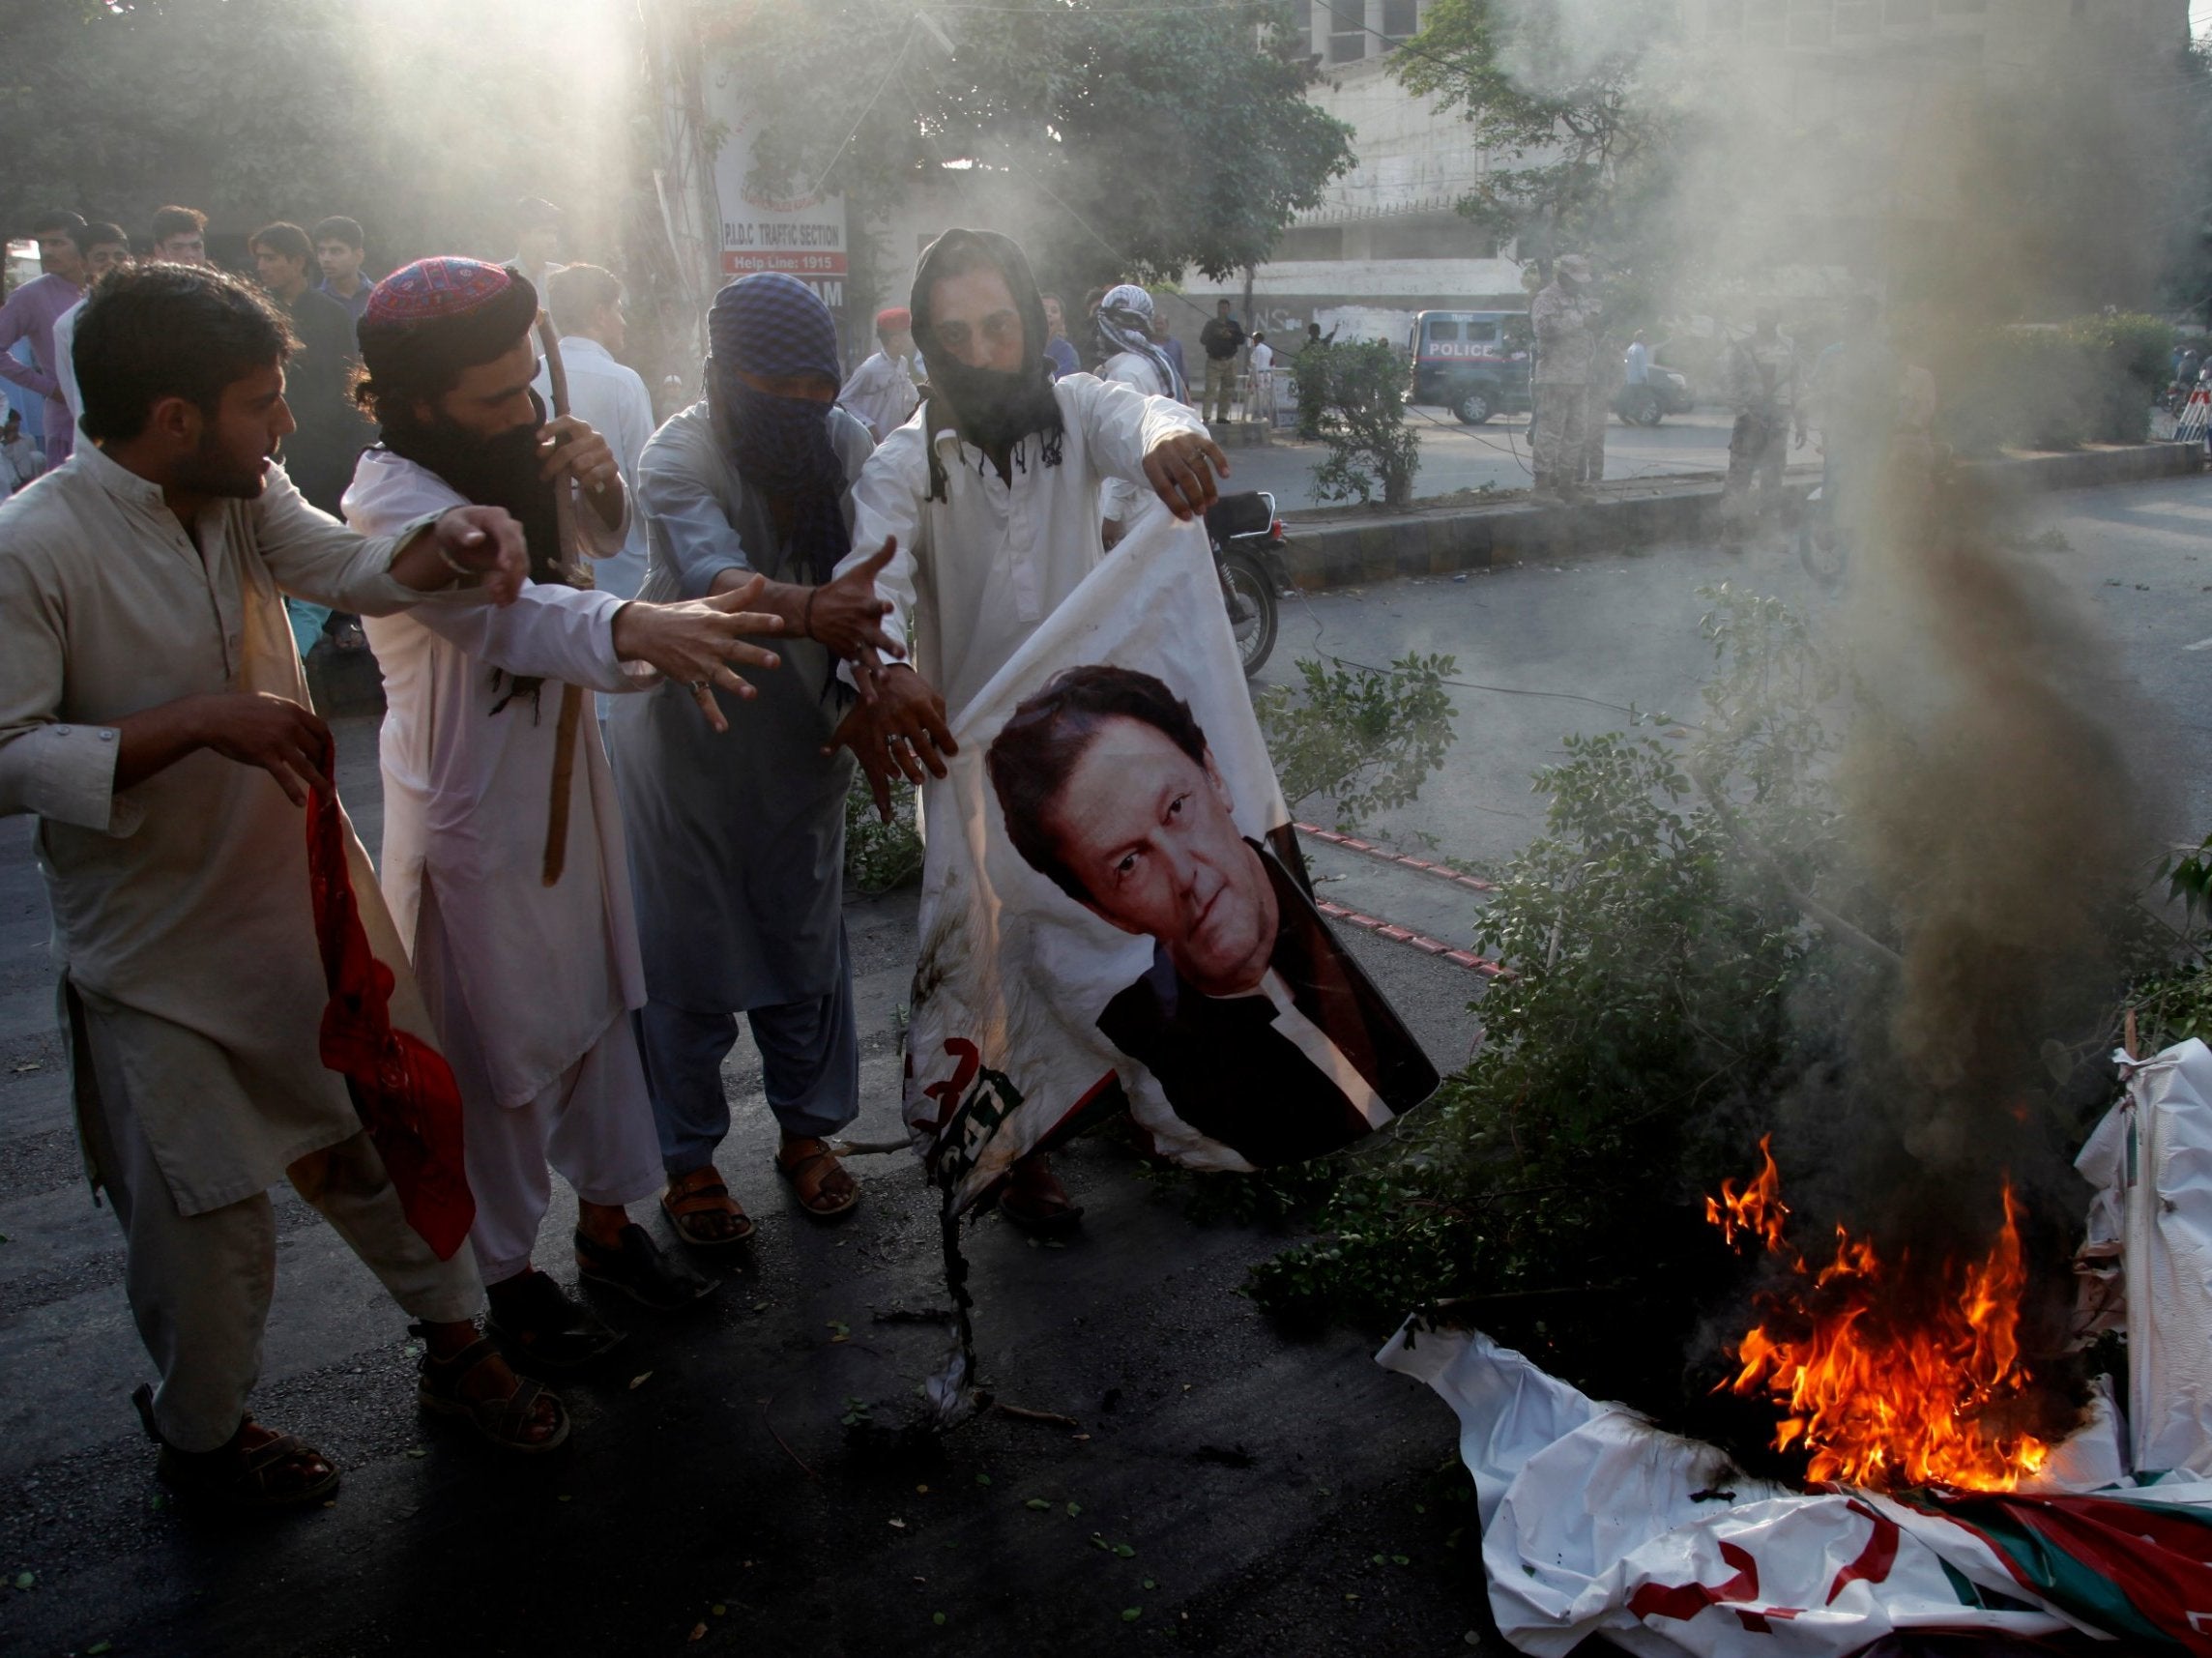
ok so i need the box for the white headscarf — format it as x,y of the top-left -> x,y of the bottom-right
1095,282 -> 1186,401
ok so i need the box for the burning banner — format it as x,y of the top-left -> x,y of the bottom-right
1378,1039 -> 2212,1657
901,515 -> 1438,1214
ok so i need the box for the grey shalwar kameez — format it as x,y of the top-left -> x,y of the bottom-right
609,400 -> 874,1171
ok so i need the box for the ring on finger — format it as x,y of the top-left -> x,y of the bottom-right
689,679 -> 710,693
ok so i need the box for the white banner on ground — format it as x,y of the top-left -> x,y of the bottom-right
901,515 -> 1436,1212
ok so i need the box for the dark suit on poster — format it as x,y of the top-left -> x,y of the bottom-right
1096,844 -> 1439,1165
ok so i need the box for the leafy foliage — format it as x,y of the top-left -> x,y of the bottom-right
1252,652 -> 1458,830
845,771 -> 924,896
1936,314 -> 2176,453
707,0 -> 1354,292
1392,0 -> 1681,302
1305,340 -> 1422,509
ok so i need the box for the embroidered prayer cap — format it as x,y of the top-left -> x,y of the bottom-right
710,272 -> 840,382
876,306 -> 912,333
364,257 -> 521,329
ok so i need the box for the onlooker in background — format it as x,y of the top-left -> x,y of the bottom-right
0,408 -> 42,499
250,221 -> 372,654
510,198 -> 564,288
1528,253 -> 1600,501
149,204 -> 209,265
836,306 -> 921,442
1198,298 -> 1246,425
1077,286 -> 1111,371
53,222 -> 135,431
1294,320 -> 1336,440
1041,293 -> 1080,380
1153,310 -> 1189,402
1721,306 -> 1797,535
1248,330 -> 1276,426
1094,284 -> 1186,544
0,211 -> 89,466
312,217 -> 373,321
1623,330 -> 1650,390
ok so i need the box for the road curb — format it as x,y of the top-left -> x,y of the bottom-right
1275,440 -> 2204,592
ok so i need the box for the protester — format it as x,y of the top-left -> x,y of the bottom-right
0,408 -> 42,499
539,263 -> 655,602
347,257 -> 783,1358
1093,283 -> 1185,542
1722,305 -> 1797,533
1248,330 -> 1275,426
836,306 -> 922,442
250,221 -> 373,655
312,216 -> 373,321
0,211 -> 88,466
1528,253 -> 1600,501
149,204 -> 210,265
1040,292 -> 1080,380
509,197 -> 564,288
829,227 -> 1225,1228
52,221 -> 134,431
1198,298 -> 1245,424
0,262 -> 573,1504
614,272 -> 905,1240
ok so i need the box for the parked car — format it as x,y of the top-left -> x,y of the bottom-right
1408,309 -> 1533,425
1613,364 -> 1696,424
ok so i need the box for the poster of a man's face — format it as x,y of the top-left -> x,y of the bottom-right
898,516 -> 1434,1212
989,667 -> 1279,996
989,665 -> 1438,1172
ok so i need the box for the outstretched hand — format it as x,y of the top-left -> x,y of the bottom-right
428,506 -> 530,604
825,665 -> 957,821
611,572 -> 785,734
1143,430 -> 1230,522
805,538 -> 906,667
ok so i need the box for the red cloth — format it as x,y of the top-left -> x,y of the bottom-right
306,751 -> 475,1259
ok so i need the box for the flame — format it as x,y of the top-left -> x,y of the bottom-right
1707,1149 -> 2051,1492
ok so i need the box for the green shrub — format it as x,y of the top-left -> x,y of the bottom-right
1307,339 -> 1422,509
1939,312 -> 2172,452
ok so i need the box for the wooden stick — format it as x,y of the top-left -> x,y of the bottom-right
536,313 -> 589,887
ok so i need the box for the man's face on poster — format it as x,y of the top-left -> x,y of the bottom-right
1043,716 -> 1279,998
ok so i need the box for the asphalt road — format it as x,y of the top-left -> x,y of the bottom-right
5,467 -> 2209,1657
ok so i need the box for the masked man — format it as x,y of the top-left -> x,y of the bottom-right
346,259 -> 787,1366
830,227 -> 1227,1229
613,272 -> 906,1243
1092,284 -> 1187,544
0,262 -> 565,1504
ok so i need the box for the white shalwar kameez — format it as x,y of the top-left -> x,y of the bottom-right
840,372 -> 1208,715
344,450 -> 663,1284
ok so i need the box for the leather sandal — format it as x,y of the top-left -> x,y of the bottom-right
484,1269 -> 626,1371
776,1138 -> 859,1218
660,1166 -> 755,1249
131,1383 -> 339,1512
574,1224 -> 719,1311
410,1324 -> 570,1455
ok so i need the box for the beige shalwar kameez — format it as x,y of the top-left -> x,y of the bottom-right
0,447 -> 484,1450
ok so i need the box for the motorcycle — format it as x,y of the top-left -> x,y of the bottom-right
1204,490 -> 1290,678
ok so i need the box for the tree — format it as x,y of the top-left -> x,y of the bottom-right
1306,339 -> 1420,509
701,0 -> 1353,295
1390,0 -> 1680,290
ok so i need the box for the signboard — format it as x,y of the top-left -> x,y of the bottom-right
702,64 -> 849,315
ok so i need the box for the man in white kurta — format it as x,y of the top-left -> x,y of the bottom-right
349,258 -> 730,1361
0,262 -> 563,1501
830,228 -> 1225,1227
837,306 -> 922,444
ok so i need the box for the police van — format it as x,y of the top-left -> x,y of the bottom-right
1408,309 -> 1532,425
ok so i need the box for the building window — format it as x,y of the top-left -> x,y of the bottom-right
1381,0 -> 1419,39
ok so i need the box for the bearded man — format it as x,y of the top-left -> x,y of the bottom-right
831,227 -> 1227,1229
346,258 -> 787,1366
613,272 -> 904,1242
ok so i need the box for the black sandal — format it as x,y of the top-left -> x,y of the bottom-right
574,1224 -> 719,1311
131,1382 -> 340,1512
484,1269 -> 626,1371
410,1324 -> 571,1455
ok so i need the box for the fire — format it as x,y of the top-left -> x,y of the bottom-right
1707,1141 -> 2052,1492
